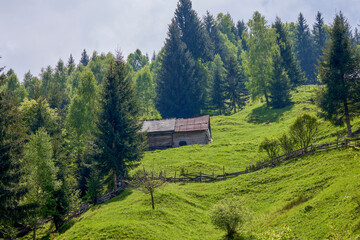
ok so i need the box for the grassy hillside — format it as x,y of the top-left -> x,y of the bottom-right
51,85 -> 360,239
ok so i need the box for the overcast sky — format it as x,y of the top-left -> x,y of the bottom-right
1,0 -> 359,80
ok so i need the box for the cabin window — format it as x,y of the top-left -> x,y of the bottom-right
179,141 -> 187,146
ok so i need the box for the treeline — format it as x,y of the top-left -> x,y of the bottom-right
1,0 -> 360,238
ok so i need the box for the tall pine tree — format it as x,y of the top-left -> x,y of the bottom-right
156,19 -> 199,118
80,49 -> 90,67
95,52 -> 146,190
318,13 -> 360,137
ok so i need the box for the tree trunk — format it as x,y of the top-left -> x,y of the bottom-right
264,91 -> 269,106
150,191 -> 155,210
33,227 -> 36,240
113,168 -> 118,191
344,99 -> 352,137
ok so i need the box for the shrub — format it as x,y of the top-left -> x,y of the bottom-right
259,137 -> 280,160
278,133 -> 296,154
289,113 -> 319,149
210,198 -> 248,238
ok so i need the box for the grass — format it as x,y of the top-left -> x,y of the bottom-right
36,85 -> 360,239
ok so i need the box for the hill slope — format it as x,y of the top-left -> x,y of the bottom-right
55,86 -> 360,239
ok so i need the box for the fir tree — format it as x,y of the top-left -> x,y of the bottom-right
80,49 -> 90,67
313,12 -> 328,78
294,13 -> 316,83
318,13 -> 360,137
236,19 -> 248,51
210,55 -> 227,114
224,55 -> 247,113
273,17 -> 305,87
175,0 -> 213,61
0,73 -> 28,238
67,54 -> 75,68
269,53 -> 291,108
156,19 -> 199,118
204,11 -> 226,60
95,52 -> 146,191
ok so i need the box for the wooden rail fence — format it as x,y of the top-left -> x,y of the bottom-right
145,138 -> 360,183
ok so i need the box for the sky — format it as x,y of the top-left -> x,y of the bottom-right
1,0 -> 359,80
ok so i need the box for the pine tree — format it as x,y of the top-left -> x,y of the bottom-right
273,17 -> 305,87
313,12 -> 328,78
204,11 -> 226,61
210,54 -> 227,114
269,53 -> 291,108
156,19 -> 199,118
67,54 -> 75,68
0,73 -> 27,238
318,13 -> 360,137
224,55 -> 247,113
294,13 -> 316,83
175,0 -> 213,61
95,52 -> 146,191
49,59 -> 69,112
80,49 -> 90,67
236,20 -> 248,51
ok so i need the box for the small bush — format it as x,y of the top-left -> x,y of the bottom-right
210,198 -> 248,238
278,133 -> 296,154
289,113 -> 319,149
259,137 -> 280,160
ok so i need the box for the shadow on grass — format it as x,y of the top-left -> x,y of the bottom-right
220,232 -> 257,240
248,104 -> 293,124
91,189 -> 133,211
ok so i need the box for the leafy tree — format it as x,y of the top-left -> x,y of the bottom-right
40,65 -> 53,99
0,73 -> 28,239
95,52 -> 146,191
134,65 -> 159,118
26,76 -> 42,100
49,59 -> 69,112
294,13 -> 316,83
318,13 -> 360,137
23,128 -> 58,239
224,55 -> 247,113
272,17 -> 305,88
210,198 -> 248,238
289,113 -> 319,148
66,69 -> 98,196
88,51 -> 112,84
259,137 -> 280,160
131,169 -> 164,210
243,11 -> 277,106
6,72 -> 26,102
80,49 -> 90,66
278,133 -> 296,154
156,19 -> 199,118
175,0 -> 213,61
269,53 -> 291,108
127,49 -> 149,72
23,71 -> 33,89
210,54 -> 227,114
216,13 -> 237,44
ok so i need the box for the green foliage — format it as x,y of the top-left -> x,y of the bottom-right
127,49 -> 149,72
0,73 -> 27,239
80,49 -> 90,67
289,113 -> 319,149
259,224 -> 296,240
317,13 -> 360,137
210,54 -> 227,114
243,11 -> 278,106
87,168 -> 102,204
278,133 -> 296,154
131,169 -> 165,210
210,198 -> 248,238
95,53 -> 146,191
259,137 -> 280,160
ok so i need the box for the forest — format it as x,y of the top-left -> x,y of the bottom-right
1,0 -> 360,238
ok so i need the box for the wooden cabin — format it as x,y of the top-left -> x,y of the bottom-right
141,115 -> 212,150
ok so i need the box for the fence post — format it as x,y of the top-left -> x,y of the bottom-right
223,166 -> 226,180
174,171 -> 176,183
164,170 -> 166,182
200,171 -> 202,183
213,171 -> 215,181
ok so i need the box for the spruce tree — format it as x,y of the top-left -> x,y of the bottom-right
204,11 -> 227,61
318,13 -> 360,137
312,12 -> 328,79
210,54 -> 227,114
95,52 -> 146,191
67,54 -> 75,67
273,17 -> 305,88
224,55 -> 247,113
80,49 -> 90,66
236,20 -> 248,51
294,13 -> 316,83
269,53 -> 291,108
175,0 -> 213,61
0,73 -> 27,238
156,19 -> 199,118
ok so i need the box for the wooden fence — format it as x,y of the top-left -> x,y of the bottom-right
145,138 -> 360,183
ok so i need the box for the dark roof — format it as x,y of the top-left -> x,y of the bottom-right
141,118 -> 176,133
141,115 -> 210,133
175,115 -> 210,132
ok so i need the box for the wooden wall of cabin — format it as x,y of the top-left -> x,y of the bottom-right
172,131 -> 208,147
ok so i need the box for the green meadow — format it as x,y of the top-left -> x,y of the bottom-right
44,85 -> 360,239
